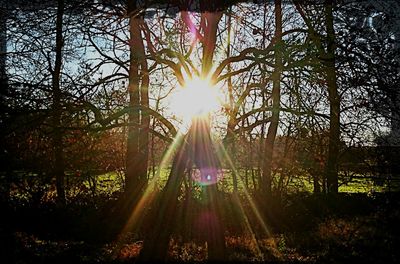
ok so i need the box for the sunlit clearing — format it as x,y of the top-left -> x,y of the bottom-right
170,76 -> 222,132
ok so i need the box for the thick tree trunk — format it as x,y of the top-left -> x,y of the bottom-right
200,11 -> 222,77
138,134 -> 188,261
126,17 -> 140,196
191,118 -> 225,260
139,120 -> 225,261
203,184 -> 225,260
261,0 -> 282,195
324,0 -> 339,193
52,0 -> 66,205
140,9 -> 226,261
140,119 -> 225,259
125,0 -> 148,198
199,11 -> 226,259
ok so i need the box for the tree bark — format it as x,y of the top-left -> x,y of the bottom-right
125,0 -> 148,198
261,0 -> 282,195
199,11 -> 226,259
324,0 -> 339,193
138,135 -> 188,261
139,38 -> 150,185
191,118 -> 225,260
200,11 -> 222,77
52,0 -> 66,205
225,10 -> 238,193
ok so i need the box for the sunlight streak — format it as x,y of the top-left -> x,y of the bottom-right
213,141 -> 283,259
120,133 -> 185,235
187,118 -> 223,186
234,194 -> 265,261
217,141 -> 273,238
170,76 -> 222,132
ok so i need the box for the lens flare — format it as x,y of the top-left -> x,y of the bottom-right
170,76 -> 222,131
190,167 -> 224,186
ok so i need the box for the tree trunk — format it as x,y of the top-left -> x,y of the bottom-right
312,172 -> 321,193
192,118 -> 225,260
138,135 -> 188,261
139,41 -> 149,184
324,0 -> 339,193
140,120 -> 226,261
225,10 -> 238,193
140,9 -> 226,261
52,0 -> 66,205
261,0 -> 282,195
125,0 -> 148,199
200,11 -> 222,77
198,11 -> 226,259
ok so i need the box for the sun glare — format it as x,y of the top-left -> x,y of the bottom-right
170,76 -> 222,131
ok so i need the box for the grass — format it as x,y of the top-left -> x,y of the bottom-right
339,179 -> 381,193
7,167 -> 398,205
148,167 -> 397,194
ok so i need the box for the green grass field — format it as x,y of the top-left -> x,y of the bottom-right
6,168 -> 399,204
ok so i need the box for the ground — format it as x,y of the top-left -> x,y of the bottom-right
2,192 -> 399,263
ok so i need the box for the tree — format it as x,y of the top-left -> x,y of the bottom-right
4,0 -> 120,204
261,0 -> 283,195
125,0 -> 149,200
294,0 -> 340,193
52,0 -> 67,204
139,4 -> 226,260
323,0 -> 340,193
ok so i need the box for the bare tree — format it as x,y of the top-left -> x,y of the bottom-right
261,0 -> 283,195
125,0 -> 149,199
52,0 -> 66,204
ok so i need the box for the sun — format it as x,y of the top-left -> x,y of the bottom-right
170,76 -> 222,131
